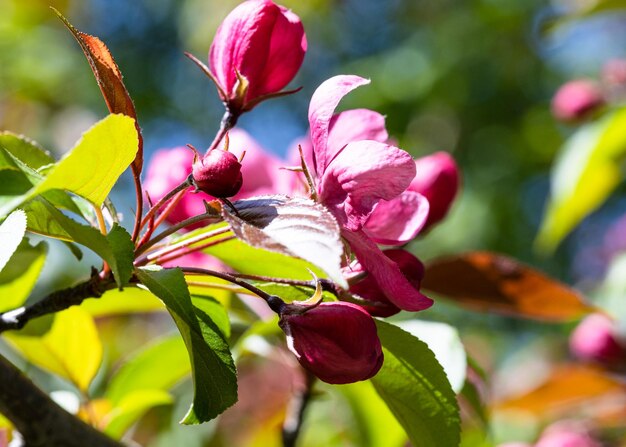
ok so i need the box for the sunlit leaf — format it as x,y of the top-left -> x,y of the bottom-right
0,210 -> 27,272
537,108 -> 626,252
496,364 -> 626,414
371,321 -> 461,447
0,239 -> 47,313
337,381 -> 407,447
104,390 -> 172,439
0,114 -> 138,216
396,320 -> 467,393
5,307 -> 103,391
136,267 -> 237,424
224,196 -> 346,287
54,9 -> 143,175
81,286 -> 164,317
106,335 -> 190,405
105,224 -> 134,287
422,251 -> 596,321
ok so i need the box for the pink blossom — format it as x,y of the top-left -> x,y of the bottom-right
602,58 -> 626,87
551,79 -> 604,123
407,151 -> 459,230
279,301 -> 383,384
570,313 -> 626,366
209,0 -> 307,111
308,75 -> 433,312
347,249 -> 425,317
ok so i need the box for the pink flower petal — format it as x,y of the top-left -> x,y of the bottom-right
326,108 -> 388,163
279,301 -> 383,384
308,75 -> 370,175
209,1 -> 279,98
319,140 -> 416,230
364,190 -> 430,245
250,5 -> 307,99
342,230 -> 433,312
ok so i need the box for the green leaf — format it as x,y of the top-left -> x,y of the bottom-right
0,131 -> 54,170
81,286 -> 164,317
0,209 -> 27,272
24,198 -> 129,287
106,335 -> 190,405
106,224 -> 134,287
371,321 -> 461,447
136,267 -> 237,424
0,114 -> 138,216
5,307 -> 103,391
104,389 -> 173,439
0,239 -> 47,313
337,381 -> 407,447
536,107 -> 626,252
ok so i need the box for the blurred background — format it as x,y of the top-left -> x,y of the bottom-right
2,0 -> 626,445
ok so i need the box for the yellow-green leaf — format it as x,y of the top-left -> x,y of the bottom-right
0,114 -> 138,216
0,240 -> 47,313
537,107 -> 626,252
5,307 -> 103,391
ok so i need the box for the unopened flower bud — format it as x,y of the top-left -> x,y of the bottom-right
192,149 -> 243,198
570,313 -> 626,366
209,0 -> 307,112
551,79 -> 604,123
409,152 -> 459,230
279,302 -> 383,384
348,249 -> 425,317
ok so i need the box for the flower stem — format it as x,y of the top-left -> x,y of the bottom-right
147,234 -> 235,266
139,175 -> 193,230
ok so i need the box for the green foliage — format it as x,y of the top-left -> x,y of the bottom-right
136,267 -> 237,424
537,107 -> 626,252
0,239 -> 47,313
106,335 -> 190,405
371,321 -> 461,447
81,286 -> 165,316
0,114 -> 138,216
6,307 -> 103,391
105,224 -> 135,287
104,390 -> 173,439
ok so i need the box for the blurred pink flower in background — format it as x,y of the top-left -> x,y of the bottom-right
535,421 -> 602,447
570,313 -> 626,366
551,79 -> 604,123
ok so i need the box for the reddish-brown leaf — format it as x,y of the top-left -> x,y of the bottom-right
53,8 -> 143,175
422,251 -> 596,321
495,364 -> 626,415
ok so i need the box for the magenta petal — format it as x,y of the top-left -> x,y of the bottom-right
279,302 -> 383,384
308,75 -> 370,175
325,109 -> 388,163
251,5 -> 307,99
343,230 -> 433,312
364,191 -> 430,245
209,1 -> 278,98
319,140 -> 416,230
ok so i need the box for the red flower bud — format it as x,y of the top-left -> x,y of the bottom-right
551,79 -> 604,123
279,302 -> 383,384
409,152 -> 459,230
348,249 -> 425,317
569,313 -> 626,366
192,149 -> 243,198
209,0 -> 307,111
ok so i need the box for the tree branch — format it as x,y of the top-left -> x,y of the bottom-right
0,268 -> 114,334
0,353 -> 124,447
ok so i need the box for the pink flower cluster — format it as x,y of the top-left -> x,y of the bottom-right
144,0 -> 460,385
